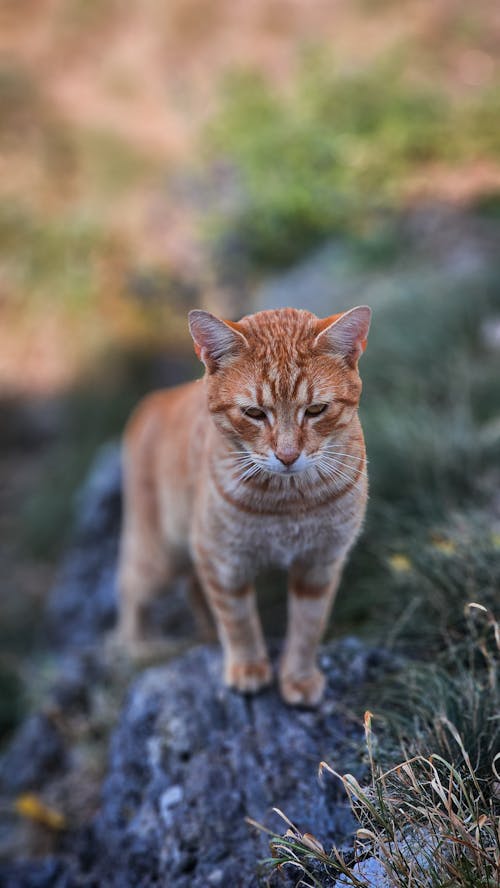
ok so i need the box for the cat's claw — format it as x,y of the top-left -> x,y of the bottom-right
279,667 -> 326,707
225,658 -> 272,694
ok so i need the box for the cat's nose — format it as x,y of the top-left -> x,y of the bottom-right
276,447 -> 300,466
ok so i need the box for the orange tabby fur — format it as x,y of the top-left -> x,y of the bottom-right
117,306 -> 371,706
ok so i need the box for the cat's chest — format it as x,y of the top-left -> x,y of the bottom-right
256,514 -> 329,567
220,506 -> 355,570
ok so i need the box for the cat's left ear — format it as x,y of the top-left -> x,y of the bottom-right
314,305 -> 371,367
188,309 -> 248,373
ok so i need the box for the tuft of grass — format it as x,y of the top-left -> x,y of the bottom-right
365,604 -> 500,783
256,607 -> 500,888
204,50 -> 500,269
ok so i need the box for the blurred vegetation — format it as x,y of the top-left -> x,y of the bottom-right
0,202 -> 109,313
205,51 -> 500,268
335,270 -> 500,646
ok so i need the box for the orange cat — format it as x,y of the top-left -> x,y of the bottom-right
117,306 -> 371,705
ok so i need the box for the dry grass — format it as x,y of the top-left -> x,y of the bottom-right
254,605 -> 500,887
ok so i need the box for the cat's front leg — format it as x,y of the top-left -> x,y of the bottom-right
280,558 -> 345,707
194,551 -> 271,694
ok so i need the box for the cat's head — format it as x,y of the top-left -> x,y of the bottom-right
188,307 -> 371,478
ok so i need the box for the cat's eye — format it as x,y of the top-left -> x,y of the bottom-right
243,407 -> 267,420
305,403 -> 327,417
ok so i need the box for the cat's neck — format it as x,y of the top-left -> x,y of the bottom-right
207,419 -> 366,515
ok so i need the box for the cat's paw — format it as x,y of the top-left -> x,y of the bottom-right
224,658 -> 272,694
279,667 -> 326,707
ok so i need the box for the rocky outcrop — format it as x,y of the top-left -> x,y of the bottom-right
1,637 -> 392,887
0,445 -> 399,887
86,640 -> 381,887
46,442 -> 122,649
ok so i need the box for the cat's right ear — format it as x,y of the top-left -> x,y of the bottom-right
314,305 -> 371,368
188,310 -> 248,373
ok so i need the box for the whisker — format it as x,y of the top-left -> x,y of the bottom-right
316,462 -> 350,488
239,463 -> 263,482
318,466 -> 353,488
321,466 -> 367,486
318,452 -> 364,469
228,452 -> 266,463
316,458 -> 366,486
321,449 -> 367,461
318,451 -> 367,472
320,457 -> 368,477
321,458 -> 367,470
321,459 -> 367,474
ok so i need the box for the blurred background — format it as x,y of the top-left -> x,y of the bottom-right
1,0 -> 499,758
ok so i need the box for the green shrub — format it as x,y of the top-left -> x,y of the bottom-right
205,51 -> 500,269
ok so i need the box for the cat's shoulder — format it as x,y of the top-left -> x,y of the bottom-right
124,379 -> 203,447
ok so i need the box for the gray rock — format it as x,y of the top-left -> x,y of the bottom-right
335,827 -> 440,887
0,857 -> 72,888
75,640 -> 379,887
47,443 -> 122,649
0,713 -> 67,794
336,855 -> 391,887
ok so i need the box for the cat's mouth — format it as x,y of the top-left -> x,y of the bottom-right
233,450 -> 313,480
265,452 -> 311,476
274,464 -> 305,476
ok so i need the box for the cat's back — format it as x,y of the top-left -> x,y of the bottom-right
123,379 -> 206,480
122,379 -> 207,547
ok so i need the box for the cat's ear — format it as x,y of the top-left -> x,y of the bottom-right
314,305 -> 371,367
188,310 -> 248,373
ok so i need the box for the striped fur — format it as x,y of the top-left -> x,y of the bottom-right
117,306 -> 371,706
